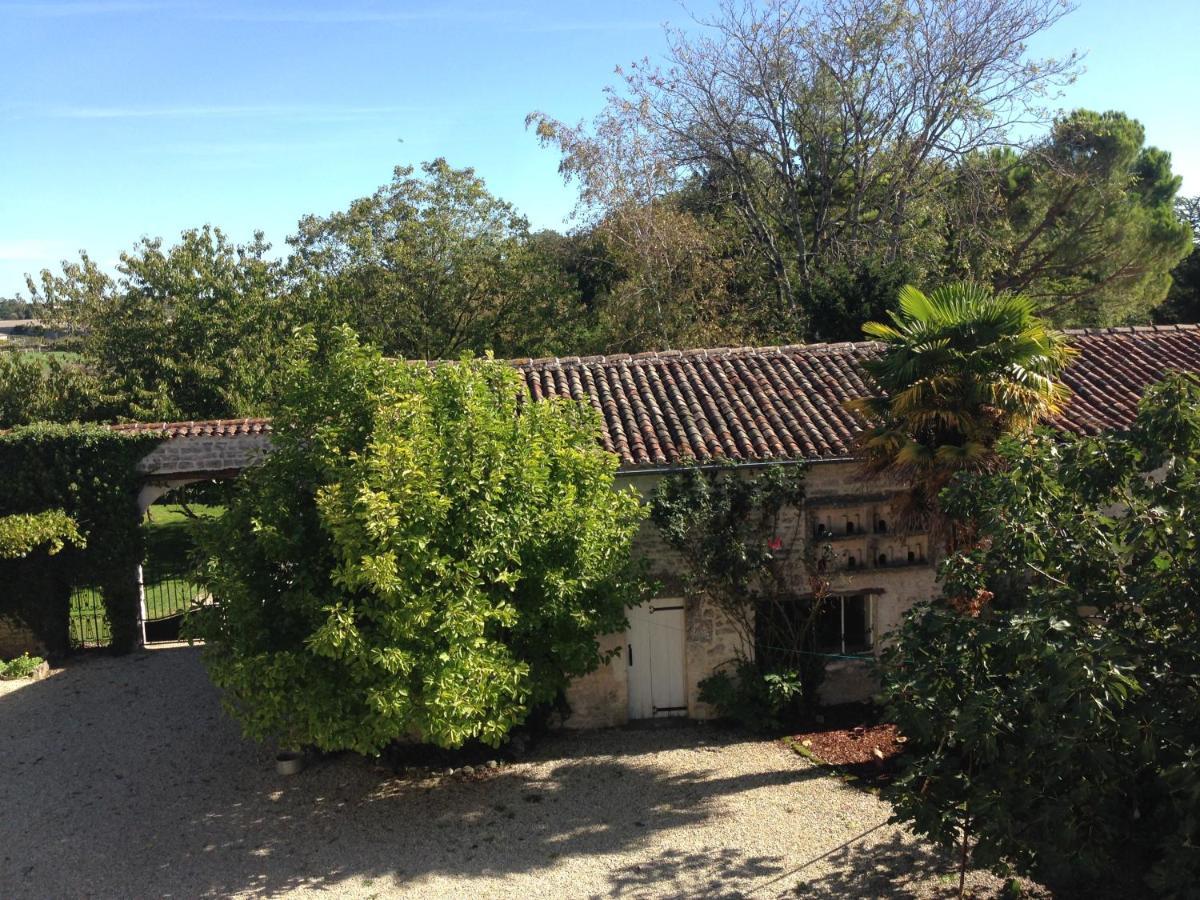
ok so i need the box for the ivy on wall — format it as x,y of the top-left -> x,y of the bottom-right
650,463 -> 837,723
0,424 -> 161,655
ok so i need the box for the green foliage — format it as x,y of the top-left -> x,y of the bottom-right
801,258 -> 920,344
0,297 -> 35,318
852,283 -> 1075,529
881,374 -> 1200,895
698,662 -> 804,732
0,424 -> 160,655
650,465 -> 829,709
976,110 -> 1192,325
191,326 -> 648,753
883,601 -> 1140,887
30,226 -> 291,420
651,465 -> 807,604
0,652 -> 46,679
289,159 -> 579,360
538,0 -> 1189,342
0,510 -> 83,559
0,352 -> 117,428
532,0 -> 1089,342
1153,196 -> 1200,325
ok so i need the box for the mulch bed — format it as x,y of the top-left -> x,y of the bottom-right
788,705 -> 906,784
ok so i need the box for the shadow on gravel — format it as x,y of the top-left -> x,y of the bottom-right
1,646 -> 828,898
607,847 -> 787,898
761,828 -> 960,898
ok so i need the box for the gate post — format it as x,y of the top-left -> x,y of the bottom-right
136,564 -> 147,649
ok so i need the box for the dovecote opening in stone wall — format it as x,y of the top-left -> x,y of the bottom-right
806,495 -> 930,573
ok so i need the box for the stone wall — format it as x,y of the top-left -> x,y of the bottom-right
683,594 -> 749,718
799,461 -> 939,703
136,434 -> 272,481
0,616 -> 43,660
563,632 -> 630,729
817,659 -> 877,705
564,461 -> 940,727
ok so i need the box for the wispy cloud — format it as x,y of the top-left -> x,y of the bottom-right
207,7 -> 659,32
513,19 -> 661,34
139,136 -> 371,156
0,1 -> 174,16
200,4 -> 516,25
42,103 -> 419,121
1,1 -> 661,32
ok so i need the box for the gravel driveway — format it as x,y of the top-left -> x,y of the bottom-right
0,647 -> 1019,898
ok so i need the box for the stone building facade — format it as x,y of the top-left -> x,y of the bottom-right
563,460 -> 938,728
8,325 -> 1197,730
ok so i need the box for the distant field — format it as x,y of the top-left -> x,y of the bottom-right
0,348 -> 82,369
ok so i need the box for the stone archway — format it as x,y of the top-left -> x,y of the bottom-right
115,420 -> 275,649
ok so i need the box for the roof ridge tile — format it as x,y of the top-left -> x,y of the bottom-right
101,328 -> 1200,470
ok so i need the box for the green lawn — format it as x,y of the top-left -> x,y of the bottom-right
1,349 -> 83,369
143,503 -> 223,528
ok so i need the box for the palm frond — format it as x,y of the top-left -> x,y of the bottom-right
852,281 -> 1076,523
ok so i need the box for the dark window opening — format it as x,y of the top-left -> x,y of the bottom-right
814,595 -> 871,655
756,595 -> 872,666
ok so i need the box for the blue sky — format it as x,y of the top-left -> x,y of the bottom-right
1,0 -> 1197,296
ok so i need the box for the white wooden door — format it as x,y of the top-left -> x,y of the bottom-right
627,599 -> 687,719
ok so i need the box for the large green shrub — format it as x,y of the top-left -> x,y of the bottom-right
191,327 -> 647,753
881,373 -> 1200,896
0,425 -> 158,654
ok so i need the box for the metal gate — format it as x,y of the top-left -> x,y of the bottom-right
68,504 -> 209,648
139,560 -> 205,644
69,585 -> 109,648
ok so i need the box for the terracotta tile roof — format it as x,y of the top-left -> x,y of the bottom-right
513,342 -> 880,467
108,418 -> 272,438
117,324 -> 1200,469
1052,326 -> 1200,436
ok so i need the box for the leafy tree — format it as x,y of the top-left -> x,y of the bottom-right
29,227 -> 291,420
528,107 -> 751,353
954,111 -> 1192,325
0,510 -> 82,560
534,0 -> 1079,339
882,374 -> 1200,896
0,297 -> 35,319
0,354 -> 116,428
288,159 -> 579,361
191,327 -> 647,753
850,283 -> 1075,531
1153,196 -> 1200,325
800,258 -> 920,343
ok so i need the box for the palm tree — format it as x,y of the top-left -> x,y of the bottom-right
849,283 -> 1075,534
